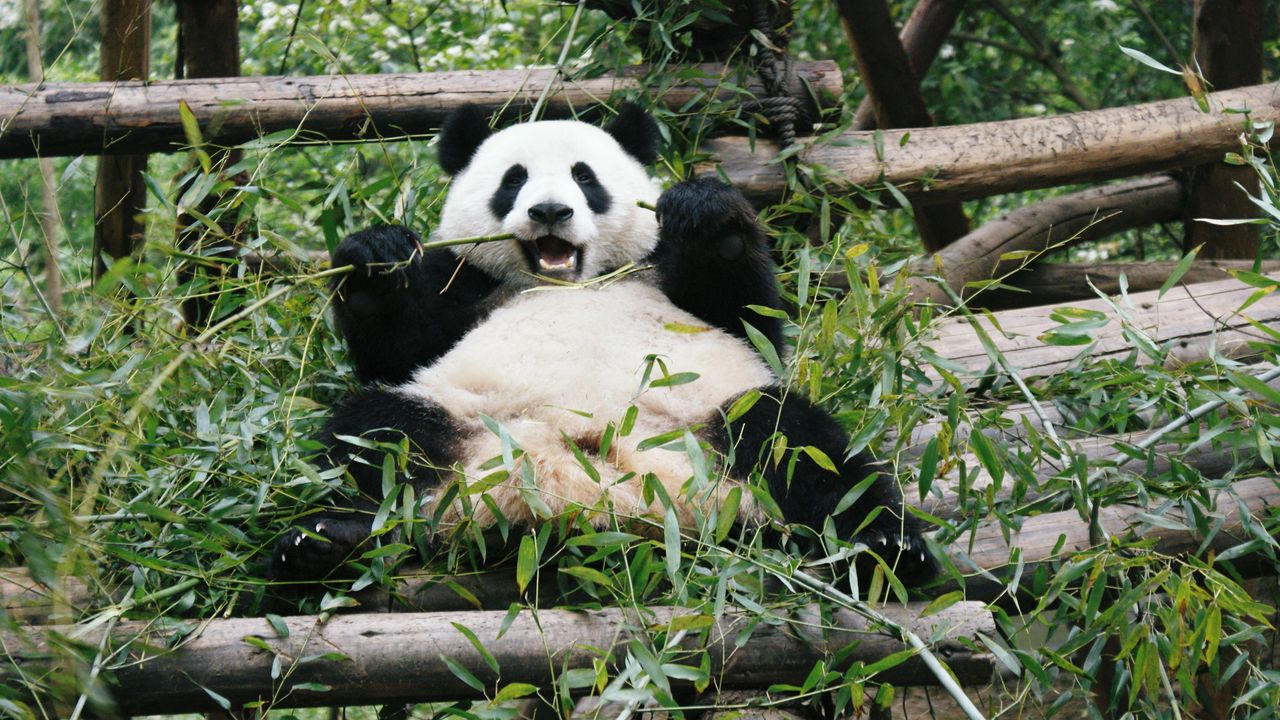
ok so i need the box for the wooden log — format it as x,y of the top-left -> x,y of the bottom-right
704,83 -> 1280,205
919,271 -> 1280,383
2,602 -> 994,714
971,259 -> 1280,310
898,362 -> 1280,456
92,0 -> 150,280
837,0 -> 969,252
907,175 -> 1185,305
0,61 -> 843,159
917,423 -> 1265,522
948,476 -> 1280,601
1184,0 -> 1265,259
851,0 -> 964,130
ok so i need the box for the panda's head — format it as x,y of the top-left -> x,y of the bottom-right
433,104 -> 662,286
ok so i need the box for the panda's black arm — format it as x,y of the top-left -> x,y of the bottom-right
267,387 -> 462,581
714,386 -> 937,587
331,226 -> 500,385
648,178 -> 783,350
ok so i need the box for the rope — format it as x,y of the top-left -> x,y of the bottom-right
743,0 -> 800,147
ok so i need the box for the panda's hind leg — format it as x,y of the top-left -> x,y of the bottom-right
712,386 -> 936,587
267,387 -> 462,581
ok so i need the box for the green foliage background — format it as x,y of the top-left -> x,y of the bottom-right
1,1 -> 1280,718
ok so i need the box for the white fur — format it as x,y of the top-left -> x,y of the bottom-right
434,120 -> 661,287
399,279 -> 773,533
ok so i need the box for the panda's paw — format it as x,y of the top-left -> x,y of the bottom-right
266,518 -> 368,582
333,226 -> 424,284
656,178 -> 760,262
855,526 -> 938,588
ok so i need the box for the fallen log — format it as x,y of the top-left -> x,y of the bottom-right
705,83 -> 1280,205
906,175 -> 1185,305
0,61 -> 842,159
919,271 -> 1280,383
2,602 -> 993,714
947,476 -> 1280,601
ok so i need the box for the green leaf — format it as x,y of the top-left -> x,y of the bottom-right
1118,45 -> 1181,75
650,371 -> 700,388
559,565 -> 614,588
1159,245 -> 1201,298
916,436 -> 939,502
663,507 -> 682,581
715,487 -> 741,543
801,445 -> 838,473
920,590 -> 964,617
724,389 -> 762,423
440,654 -> 486,693
516,534 -> 537,594
494,683 -> 539,703
265,614 -> 289,638
743,321 -> 783,376
452,622 -> 500,674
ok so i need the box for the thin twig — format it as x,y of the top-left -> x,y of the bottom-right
531,0 -> 587,120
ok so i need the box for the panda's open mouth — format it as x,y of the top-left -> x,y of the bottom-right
521,235 -> 582,275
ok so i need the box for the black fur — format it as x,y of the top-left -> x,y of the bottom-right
603,102 -> 660,165
269,387 -> 463,581
712,387 -> 937,586
438,105 -> 492,175
331,226 -> 499,385
571,162 -> 612,214
649,177 -> 783,350
489,164 -> 527,219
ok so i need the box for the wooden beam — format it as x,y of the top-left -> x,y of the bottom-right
0,62 -> 843,159
1184,0 -> 1265,259
920,271 -> 1280,382
836,0 -> 969,252
92,0 -> 150,279
907,175 -> 1185,305
704,83 -> 1280,205
2,602 -> 994,714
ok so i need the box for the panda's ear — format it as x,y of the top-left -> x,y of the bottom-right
604,102 -> 660,166
437,105 -> 492,175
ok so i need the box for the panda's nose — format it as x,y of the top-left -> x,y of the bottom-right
528,202 -> 574,226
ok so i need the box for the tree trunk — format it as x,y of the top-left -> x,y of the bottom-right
93,0 -> 151,280
0,61 -> 843,159
23,0 -> 63,312
851,0 -> 964,130
704,83 -> 1279,205
837,0 -> 968,251
1184,0 -> 1265,259
1,602 -> 994,714
174,0 -> 249,328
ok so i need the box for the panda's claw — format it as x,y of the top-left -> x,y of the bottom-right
266,517 -> 370,582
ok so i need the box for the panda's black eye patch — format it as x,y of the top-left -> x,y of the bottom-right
489,164 -> 527,219
571,162 -> 612,215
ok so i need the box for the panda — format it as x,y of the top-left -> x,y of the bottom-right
268,103 -> 935,587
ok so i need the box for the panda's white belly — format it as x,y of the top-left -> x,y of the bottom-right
398,279 -> 774,531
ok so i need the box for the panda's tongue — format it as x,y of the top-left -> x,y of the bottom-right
535,236 -> 577,271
